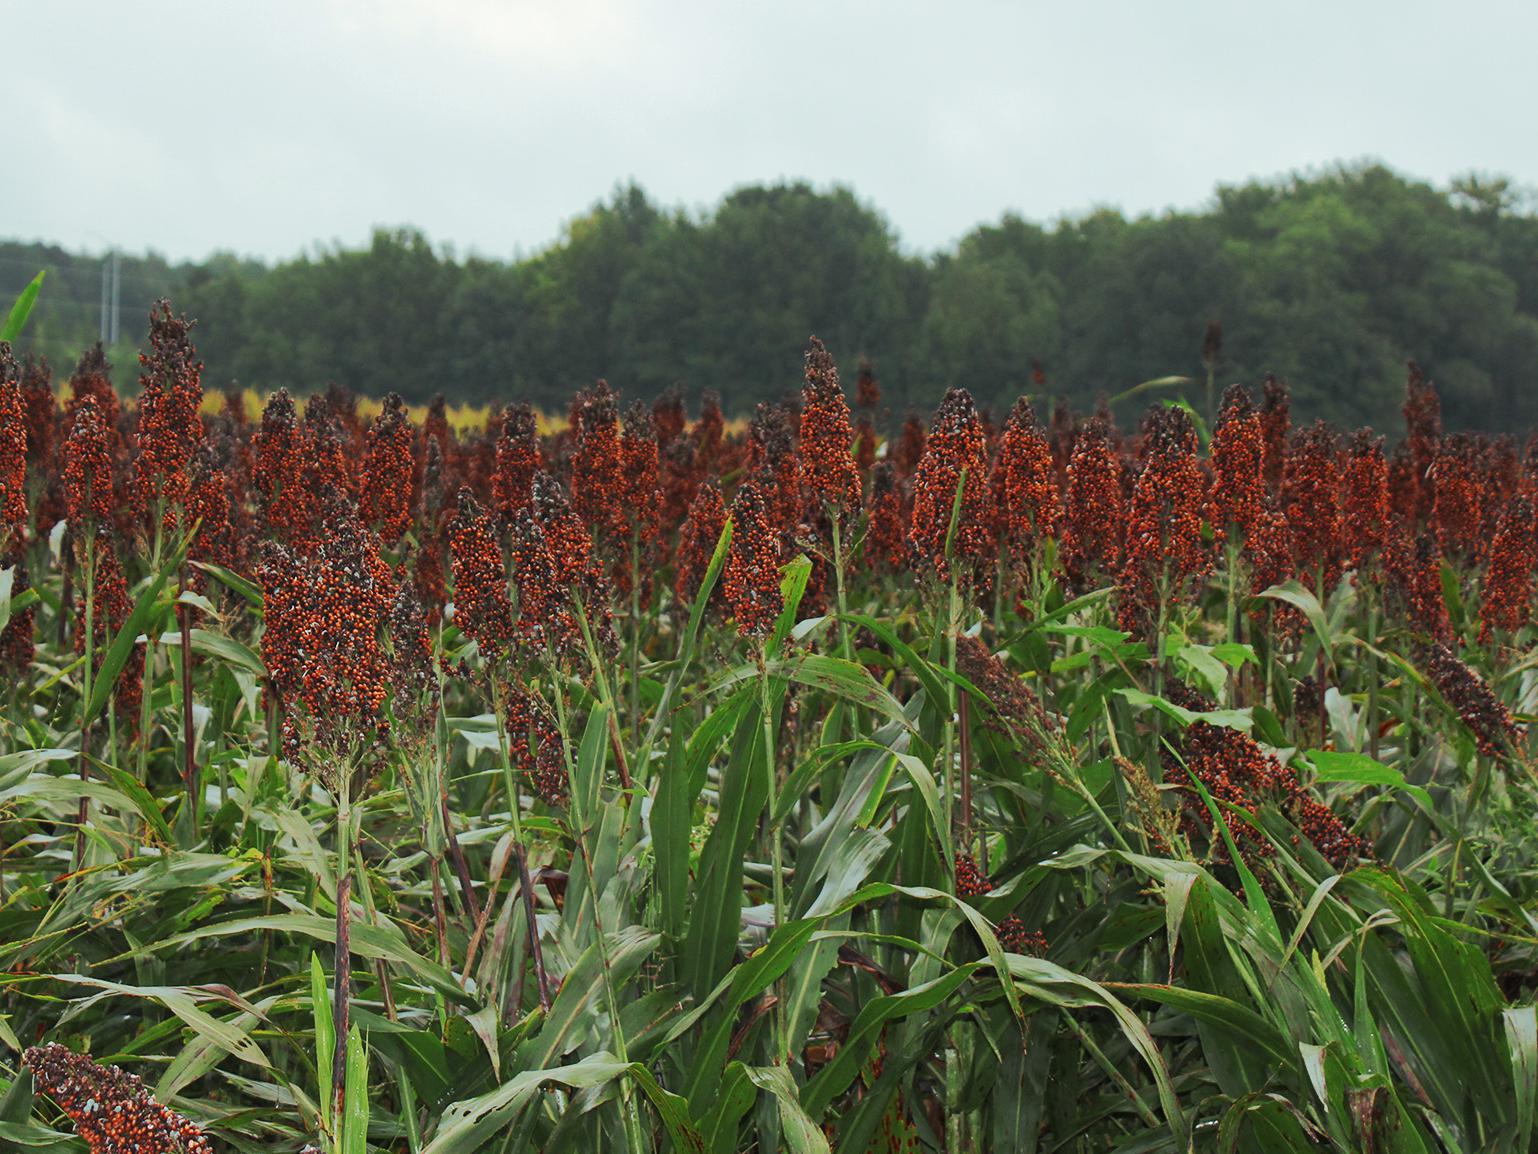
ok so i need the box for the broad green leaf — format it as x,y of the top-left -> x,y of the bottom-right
1301,749 -> 1433,809
1,271 -> 44,342
312,953 -> 335,1131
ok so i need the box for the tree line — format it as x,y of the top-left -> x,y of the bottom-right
5,163 -> 1536,430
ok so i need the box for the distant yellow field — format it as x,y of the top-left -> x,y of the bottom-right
201,387 -> 549,434
199,387 -> 748,436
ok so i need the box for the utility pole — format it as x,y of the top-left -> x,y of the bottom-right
109,251 -> 121,345
99,250 -> 122,345
99,253 -> 109,344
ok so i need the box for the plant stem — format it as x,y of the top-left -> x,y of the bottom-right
177,581 -> 197,825
331,765 -> 353,1140
758,645 -> 787,1061
491,676 -> 550,1012
74,532 -> 96,872
550,667 -> 648,1152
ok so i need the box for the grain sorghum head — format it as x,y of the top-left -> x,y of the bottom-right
954,852 -> 993,899
0,344 -> 28,544
855,357 -> 880,410
493,402 -> 541,525
749,402 -> 802,537
571,380 -> 629,548
694,390 -> 725,474
1201,319 -> 1223,369
863,461 -> 906,573
652,384 -> 687,445
361,392 -> 417,544
675,480 -> 727,609
907,387 -> 994,588
619,401 -> 663,582
1426,641 -> 1520,757
1342,428 -> 1391,575
64,397 -> 114,528
1060,414 -> 1123,592
1282,421 -> 1343,592
1387,528 -> 1450,641
1117,405 -> 1211,636
66,344 -> 120,434
20,353 -> 55,469
504,681 -> 567,805
1208,384 -> 1264,542
990,396 -> 1060,558
24,1043 -> 213,1154
1479,492 -> 1538,641
389,578 -> 439,709
798,337 -> 861,517
956,634 -> 1054,752
723,475 -> 784,638
252,388 -> 297,505
132,300 -> 205,521
1429,433 -> 1484,562
448,487 -> 515,660
0,561 -> 32,673
893,411 -> 926,480
186,437 -> 239,580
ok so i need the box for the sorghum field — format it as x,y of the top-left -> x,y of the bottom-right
1,305 -> 1536,1154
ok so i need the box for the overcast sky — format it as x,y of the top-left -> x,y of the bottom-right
11,0 -> 1535,264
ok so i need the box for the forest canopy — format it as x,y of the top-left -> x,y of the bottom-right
5,163 -> 1536,430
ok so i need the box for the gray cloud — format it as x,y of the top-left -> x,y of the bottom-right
12,0 -> 1535,262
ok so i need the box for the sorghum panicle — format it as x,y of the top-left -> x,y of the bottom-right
1060,415 -> 1123,592
749,403 -> 802,537
24,1043 -> 213,1154
0,344 -> 28,545
1479,493 -> 1538,641
956,634 -> 1053,752
1282,422 -> 1343,593
448,488 -> 515,659
1208,384 -> 1265,542
1427,641 -> 1519,757
187,437 -> 240,580
361,392 -> 417,544
675,481 -> 726,608
723,475 -> 784,638
1342,429 -> 1391,575
863,461 -> 906,572
64,398 -> 114,528
1387,529 -> 1451,641
20,353 -> 55,469
571,380 -> 629,549
798,337 -> 861,518
492,402 -> 541,525
907,387 -> 994,588
619,401 -> 663,596
66,344 -> 120,434
652,385 -> 686,446
389,578 -> 440,715
252,389 -> 297,508
693,390 -> 725,476
893,412 -> 926,480
415,435 -> 448,619
1118,406 -> 1211,635
990,396 -> 1060,560
1429,433 -> 1484,562
131,300 -> 205,522
954,852 -> 993,899
504,681 -> 567,804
